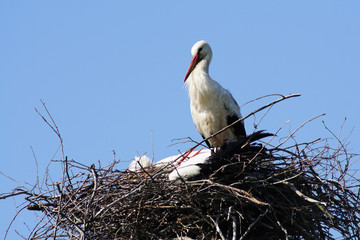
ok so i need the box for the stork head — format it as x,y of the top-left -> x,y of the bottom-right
184,40 -> 213,82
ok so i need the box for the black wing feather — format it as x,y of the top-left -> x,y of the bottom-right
201,134 -> 212,148
226,114 -> 246,138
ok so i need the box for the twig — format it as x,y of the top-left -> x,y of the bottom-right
4,205 -> 29,240
276,113 -> 326,148
209,215 -> 225,240
0,190 -> 31,200
322,120 -> 349,185
239,208 -> 269,240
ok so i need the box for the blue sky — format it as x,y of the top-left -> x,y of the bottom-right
1,1 -> 359,238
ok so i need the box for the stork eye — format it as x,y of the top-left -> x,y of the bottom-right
198,47 -> 203,52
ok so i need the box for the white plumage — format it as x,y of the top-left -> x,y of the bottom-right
184,40 -> 246,147
168,148 -> 211,182
128,149 -> 211,181
128,155 -> 151,172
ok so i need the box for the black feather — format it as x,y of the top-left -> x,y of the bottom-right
201,134 -> 212,148
188,131 -> 274,181
226,114 -> 246,138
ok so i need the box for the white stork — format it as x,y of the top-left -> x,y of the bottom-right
184,40 -> 246,148
128,149 -> 211,181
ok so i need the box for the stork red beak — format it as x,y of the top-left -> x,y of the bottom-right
184,55 -> 199,82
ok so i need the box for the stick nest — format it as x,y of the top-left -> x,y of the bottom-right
18,136 -> 359,240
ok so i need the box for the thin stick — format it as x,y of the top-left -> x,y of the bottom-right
276,113 -> 326,148
239,208 -> 269,240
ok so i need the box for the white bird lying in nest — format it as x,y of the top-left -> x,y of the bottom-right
128,131 -> 273,182
128,148 -> 212,182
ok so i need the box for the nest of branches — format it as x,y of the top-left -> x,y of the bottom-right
2,95 -> 359,239
14,135 -> 358,240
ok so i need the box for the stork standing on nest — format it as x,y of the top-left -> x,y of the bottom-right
184,40 -> 246,148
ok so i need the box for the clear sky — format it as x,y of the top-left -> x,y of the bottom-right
1,1 -> 359,238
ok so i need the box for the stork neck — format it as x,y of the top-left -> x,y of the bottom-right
187,60 -> 216,98
189,59 -> 211,86
196,59 -> 210,74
